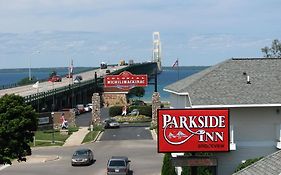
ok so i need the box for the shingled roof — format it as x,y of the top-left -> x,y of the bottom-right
232,150 -> 281,175
164,58 -> 281,106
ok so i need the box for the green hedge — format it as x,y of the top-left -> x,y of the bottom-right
128,105 -> 152,117
109,106 -> 123,117
109,105 -> 152,117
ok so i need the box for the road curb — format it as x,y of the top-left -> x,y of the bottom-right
44,155 -> 60,162
150,129 -> 157,141
93,131 -> 103,142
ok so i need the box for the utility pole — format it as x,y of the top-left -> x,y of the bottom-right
29,50 -> 40,81
29,56 -> 31,81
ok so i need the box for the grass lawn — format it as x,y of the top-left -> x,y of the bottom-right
82,131 -> 99,143
31,127 -> 78,147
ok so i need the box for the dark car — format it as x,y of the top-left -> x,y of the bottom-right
103,118 -> 120,129
131,100 -> 146,106
48,75 -> 62,82
72,108 -> 80,115
65,73 -> 73,78
71,148 -> 94,166
107,156 -> 131,175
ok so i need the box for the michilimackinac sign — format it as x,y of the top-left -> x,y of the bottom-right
104,71 -> 148,90
158,109 -> 229,152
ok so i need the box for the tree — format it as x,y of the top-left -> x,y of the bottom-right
18,76 -> 37,86
128,87 -> 145,99
261,39 -> 281,58
0,94 -> 38,164
161,153 -> 177,175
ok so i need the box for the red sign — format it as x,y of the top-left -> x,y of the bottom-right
104,71 -> 148,90
158,109 -> 229,152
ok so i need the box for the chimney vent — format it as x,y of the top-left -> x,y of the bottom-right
247,75 -> 251,84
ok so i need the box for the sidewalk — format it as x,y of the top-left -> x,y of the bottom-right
63,127 -> 89,146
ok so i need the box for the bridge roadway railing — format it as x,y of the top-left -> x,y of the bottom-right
23,62 -> 157,104
24,76 -> 100,103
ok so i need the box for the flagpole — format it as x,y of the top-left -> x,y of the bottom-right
177,58 -> 179,80
37,85 -> 39,112
68,59 -> 71,85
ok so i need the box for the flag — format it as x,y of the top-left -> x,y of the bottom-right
172,59 -> 178,68
32,81 -> 39,89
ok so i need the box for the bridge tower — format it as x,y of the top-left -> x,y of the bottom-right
152,32 -> 162,73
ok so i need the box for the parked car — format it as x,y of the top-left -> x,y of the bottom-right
84,103 -> 93,112
76,104 -> 85,114
131,100 -> 147,106
71,148 -> 94,166
48,75 -> 62,82
72,108 -> 80,115
61,108 -> 79,115
128,109 -> 139,116
107,156 -> 131,175
103,118 -> 120,129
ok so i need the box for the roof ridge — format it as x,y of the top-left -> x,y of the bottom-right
232,57 -> 281,60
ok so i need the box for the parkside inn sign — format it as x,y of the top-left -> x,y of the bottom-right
158,109 -> 229,152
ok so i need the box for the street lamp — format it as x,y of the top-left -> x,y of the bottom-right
29,50 -> 40,81
51,112 -> 55,144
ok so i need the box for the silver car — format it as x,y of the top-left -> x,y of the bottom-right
107,156 -> 131,175
71,148 -> 94,166
103,118 -> 120,129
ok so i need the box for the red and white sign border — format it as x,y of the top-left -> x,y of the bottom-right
157,108 -> 230,153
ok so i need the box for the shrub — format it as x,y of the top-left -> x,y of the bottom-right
114,115 -> 151,123
128,105 -> 152,117
161,153 -> 177,175
234,157 -> 263,173
109,106 -> 123,117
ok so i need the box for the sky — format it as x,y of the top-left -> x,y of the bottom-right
0,0 -> 281,68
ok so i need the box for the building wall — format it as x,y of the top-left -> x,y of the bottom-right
168,95 -> 281,175
216,107 -> 281,175
102,93 -> 127,107
169,93 -> 187,108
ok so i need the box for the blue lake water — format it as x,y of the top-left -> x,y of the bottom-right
0,66 -> 207,101
143,67 -> 207,101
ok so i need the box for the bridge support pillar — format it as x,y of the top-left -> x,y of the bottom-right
91,93 -> 101,126
151,92 -> 161,127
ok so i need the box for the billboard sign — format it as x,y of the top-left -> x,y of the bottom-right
158,109 -> 229,152
104,71 -> 148,90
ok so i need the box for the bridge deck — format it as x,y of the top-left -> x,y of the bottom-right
0,65 -> 126,98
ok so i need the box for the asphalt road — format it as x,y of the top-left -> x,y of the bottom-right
1,140 -> 163,175
0,108 -> 162,175
76,108 -> 152,140
75,108 -> 109,127
0,65 -> 127,98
